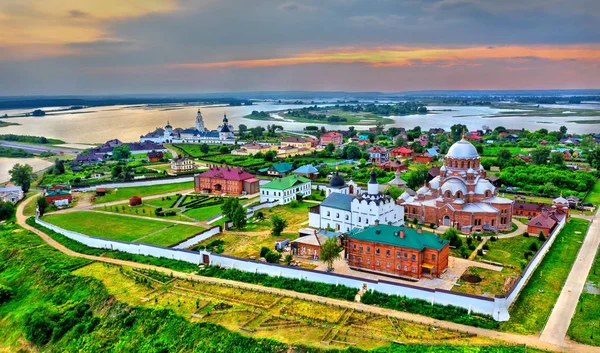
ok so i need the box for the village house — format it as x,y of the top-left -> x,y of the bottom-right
281,137 -> 311,149
391,147 -> 414,159
74,154 -> 104,165
260,174 -> 312,205
513,202 -> 551,218
526,196 -> 569,236
346,224 -> 450,279
231,142 -> 272,156
293,164 -> 319,179
378,160 -> 407,172
413,152 -> 434,163
194,166 -> 259,195
147,151 -> 164,162
0,186 -> 23,203
367,146 -> 390,163
171,155 -> 196,172
290,231 -> 335,259
259,162 -> 294,177
319,131 -> 344,146
45,184 -> 72,206
514,154 -> 532,163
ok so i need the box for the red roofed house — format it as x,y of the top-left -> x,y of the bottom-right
147,151 -> 164,162
465,134 -> 482,142
391,147 -> 414,158
413,153 -> 434,164
526,197 -> 569,236
129,196 -> 142,206
45,184 -> 72,205
195,166 -> 259,195
514,154 -> 532,163
379,160 -> 407,172
320,131 -> 344,146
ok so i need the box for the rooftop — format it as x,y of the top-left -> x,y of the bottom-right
349,224 -> 448,251
320,192 -> 355,211
261,174 -> 310,190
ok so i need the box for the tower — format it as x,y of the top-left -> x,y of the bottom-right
164,121 -> 173,139
368,170 -> 379,195
195,109 -> 206,131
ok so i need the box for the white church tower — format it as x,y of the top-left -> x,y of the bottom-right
367,170 -> 379,195
195,109 -> 206,132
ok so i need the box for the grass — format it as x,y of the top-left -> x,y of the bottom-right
21,192 -> 39,217
194,229 -> 301,258
584,179 -> 600,207
183,204 -> 223,221
144,195 -> 179,208
43,211 -> 204,246
500,218 -> 590,334
481,147 -> 531,157
93,203 -> 184,219
169,143 -> 222,157
93,181 -> 194,203
453,267 -> 515,297
477,235 -> 544,269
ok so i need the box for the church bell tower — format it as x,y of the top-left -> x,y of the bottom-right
195,109 -> 206,131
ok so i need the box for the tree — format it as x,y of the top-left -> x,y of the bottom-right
264,150 -> 277,162
497,148 -> 512,169
284,254 -> 293,265
0,202 -> 15,221
238,124 -> 248,136
559,125 -> 567,135
264,251 -> 281,263
36,196 -> 49,216
9,163 -> 34,193
270,215 -> 287,237
219,145 -> 229,154
320,237 -> 342,271
387,186 -> 403,200
221,198 -> 240,221
588,147 -> 600,174
530,147 -> 551,165
112,145 -> 131,160
345,145 -> 362,160
549,151 -> 564,166
231,204 -> 247,229
405,164 -> 429,189
450,124 -> 468,142
200,144 -> 209,154
326,143 -> 336,153
23,308 -> 55,346
54,159 -> 65,175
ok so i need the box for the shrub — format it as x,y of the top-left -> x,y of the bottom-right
476,235 -> 482,241
264,251 -> 281,264
259,247 -> 270,258
284,254 -> 293,265
0,284 -> 13,304
529,242 -> 539,252
23,307 -> 56,346
289,200 -> 299,208
538,231 -> 547,241
466,237 -> 473,246
490,236 -> 497,241
429,222 -> 436,229
477,249 -> 484,256
468,244 -> 476,251
523,231 -> 529,238
524,250 -> 533,259
482,244 -> 489,250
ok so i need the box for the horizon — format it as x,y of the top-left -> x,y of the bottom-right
1,0 -> 600,95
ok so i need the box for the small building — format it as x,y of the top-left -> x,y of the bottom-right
281,137 -> 311,149
293,164 -> 319,179
171,155 -> 196,172
45,184 -> 72,205
260,174 -> 312,205
195,166 -> 259,195
275,238 -> 290,251
0,186 -> 23,203
514,154 -> 532,163
259,162 -> 294,177
379,160 -> 407,172
75,153 -> 104,165
231,142 -> 272,156
346,224 -> 449,279
367,146 -> 389,163
526,197 -> 569,235
129,196 -> 142,206
291,231 -> 328,259
95,188 -> 107,196
320,131 -> 344,146
391,147 -> 414,158
147,151 -> 164,162
413,153 -> 434,163
513,202 -> 551,218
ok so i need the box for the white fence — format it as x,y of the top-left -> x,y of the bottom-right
36,214 -> 570,322
73,176 -> 194,192
171,226 -> 222,250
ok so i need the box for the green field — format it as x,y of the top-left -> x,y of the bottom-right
481,146 -> 531,157
168,143 -> 223,157
93,181 -> 194,203
584,179 -> 600,207
92,203 -> 187,220
478,235 -> 544,269
501,218 -> 590,334
43,211 -> 203,246
183,204 -> 223,221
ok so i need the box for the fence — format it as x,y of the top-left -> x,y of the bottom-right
171,226 -> 222,250
73,176 -> 194,192
36,212 -> 569,322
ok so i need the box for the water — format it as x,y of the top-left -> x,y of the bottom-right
0,157 -> 53,183
0,102 -> 599,144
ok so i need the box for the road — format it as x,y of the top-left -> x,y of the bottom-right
14,195 -> 600,353
540,210 -> 600,346
0,141 -> 80,155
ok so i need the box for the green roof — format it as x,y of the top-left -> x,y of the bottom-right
261,174 -> 311,191
349,225 -> 448,251
46,189 -> 71,197
271,162 -> 294,173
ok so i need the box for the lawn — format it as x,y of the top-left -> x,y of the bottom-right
183,204 -> 223,221
93,181 -> 194,203
168,143 -> 223,157
477,235 -> 545,269
567,239 -> 600,346
584,178 -> 600,207
452,267 -> 516,297
500,218 -> 590,334
92,203 -> 186,221
480,146 -> 531,157
145,195 -> 180,208
43,211 -> 204,246
193,230 -> 301,258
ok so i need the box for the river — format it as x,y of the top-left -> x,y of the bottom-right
1,102 -> 599,144
0,157 -> 53,184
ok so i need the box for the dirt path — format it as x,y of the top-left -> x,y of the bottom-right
14,195 -> 600,353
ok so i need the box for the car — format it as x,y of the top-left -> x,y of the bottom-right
581,202 -> 594,207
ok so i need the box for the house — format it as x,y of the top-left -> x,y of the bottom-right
565,196 -> 580,209
378,160 -> 406,172
260,174 -> 312,205
293,164 -> 319,179
95,188 -> 107,196
171,155 -> 196,172
367,146 -> 389,163
513,154 -> 532,163
429,128 -> 445,134
231,142 -> 272,156
391,147 -> 414,158
427,167 -> 440,181
346,224 -> 450,279
320,132 -> 344,146
291,232 -> 328,259
75,154 -> 103,165
281,137 -> 311,149
392,130 -> 407,144
0,186 -> 23,203
259,162 -> 294,177
413,153 -> 434,163
513,202 -> 551,218
526,198 -> 568,236
45,184 -> 72,206
91,172 -> 105,179
147,151 -> 164,162
195,166 -> 259,195
426,148 -> 439,157
486,175 -> 501,187
465,134 -> 482,142
129,196 -> 142,206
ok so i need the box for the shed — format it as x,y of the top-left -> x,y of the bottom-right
275,239 -> 290,250
129,196 -> 142,206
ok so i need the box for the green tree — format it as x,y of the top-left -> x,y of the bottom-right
231,204 -> 247,229
112,145 -> 131,160
497,148 -> 512,168
530,147 -> 551,165
450,124 -> 468,142
200,143 -> 210,154
53,159 -> 65,175
36,196 -> 49,216
9,163 -> 34,193
284,254 -> 293,265
320,237 -> 342,271
219,145 -> 229,154
326,142 -> 336,153
220,198 -> 240,221
264,150 -> 277,162
405,164 -> 429,189
238,124 -> 248,136
345,145 -> 362,160
559,125 -> 567,135
588,147 -> 600,174
270,215 -> 288,237
549,151 -> 564,166
387,186 -> 403,200
0,202 -> 15,221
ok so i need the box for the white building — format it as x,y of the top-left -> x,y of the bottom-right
140,110 -> 236,145
260,174 -> 312,205
0,186 -> 23,203
309,171 -> 404,232
171,156 -> 196,172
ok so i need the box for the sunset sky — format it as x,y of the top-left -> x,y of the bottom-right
1,0 -> 599,95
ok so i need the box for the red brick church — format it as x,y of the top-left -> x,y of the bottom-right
397,139 -> 514,233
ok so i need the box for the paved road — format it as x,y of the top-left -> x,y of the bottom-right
540,212 -> 600,346
0,141 -> 80,155
14,195 -> 600,353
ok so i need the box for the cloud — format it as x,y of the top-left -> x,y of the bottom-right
277,2 -> 317,12
68,9 -> 90,18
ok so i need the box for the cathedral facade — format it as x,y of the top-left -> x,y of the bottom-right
398,139 -> 513,234
140,109 -> 236,144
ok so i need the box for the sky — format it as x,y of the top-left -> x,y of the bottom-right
1,0 -> 599,95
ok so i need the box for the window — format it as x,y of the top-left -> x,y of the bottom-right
345,215 -> 349,220
432,254 -> 436,261
367,246 -> 370,253
352,244 -> 356,250
376,260 -> 380,266
396,264 -> 401,270
386,250 -> 390,256
359,245 -> 363,252
352,255 -> 356,261
396,251 -> 401,259
403,265 -> 408,271
411,254 -> 416,261
404,253 -> 408,259
367,258 -> 370,264
359,257 -> 362,263
412,267 -> 416,273
375,248 -> 380,255
336,213 -> 339,218
358,217 -> 361,222
366,219 -> 369,224
386,262 -> 390,268
327,211 -> 330,216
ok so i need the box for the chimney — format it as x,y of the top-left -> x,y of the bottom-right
374,219 -> 380,226
417,227 -> 422,234
400,230 -> 405,238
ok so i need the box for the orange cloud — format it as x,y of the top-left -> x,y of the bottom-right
168,45 -> 600,69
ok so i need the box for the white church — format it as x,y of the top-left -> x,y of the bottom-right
308,170 -> 404,232
140,109 -> 236,144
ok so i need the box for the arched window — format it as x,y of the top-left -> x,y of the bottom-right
446,191 -> 452,198
327,211 -> 330,216
461,161 -> 465,168
456,191 -> 462,199
336,213 -> 339,218
485,190 -> 491,198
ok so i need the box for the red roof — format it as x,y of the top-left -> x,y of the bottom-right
393,147 -> 414,154
321,132 -> 342,138
199,166 -> 256,181
367,146 -> 388,152
528,213 -> 557,229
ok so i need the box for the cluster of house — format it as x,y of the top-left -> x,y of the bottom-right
75,139 -> 167,165
232,137 -> 317,158
44,184 -> 73,206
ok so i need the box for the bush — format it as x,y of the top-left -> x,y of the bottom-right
529,242 -> 539,252
476,235 -> 482,241
284,254 -> 293,265
264,251 -> 281,264
523,231 -> 529,238
466,237 -> 473,246
524,250 -> 533,259
23,308 -> 56,346
538,231 -> 547,241
429,222 -> 436,229
490,236 -> 497,241
468,244 -> 476,251
259,246 -> 270,258
482,244 -> 489,250
477,249 -> 484,256
0,283 -> 13,304
289,200 -> 299,208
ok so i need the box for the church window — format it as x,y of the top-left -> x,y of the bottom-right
367,258 -> 370,264
345,215 -> 349,220
446,191 -> 451,198
353,244 -> 356,250
461,161 -> 465,168
456,191 -> 462,199
396,264 -> 401,270
327,211 -> 330,216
